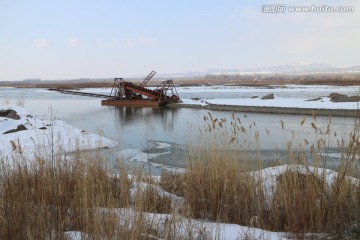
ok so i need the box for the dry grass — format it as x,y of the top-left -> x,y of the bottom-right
182,149 -> 265,225
171,150 -> 360,238
0,154 -> 185,239
0,158 -> 131,239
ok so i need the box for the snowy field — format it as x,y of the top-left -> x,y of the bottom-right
177,85 -> 360,109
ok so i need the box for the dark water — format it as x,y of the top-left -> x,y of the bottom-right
1,87 -> 357,172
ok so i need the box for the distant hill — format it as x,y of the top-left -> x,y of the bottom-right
205,63 -> 360,75
156,63 -> 360,78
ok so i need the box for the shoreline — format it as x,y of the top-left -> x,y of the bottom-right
167,103 -> 360,117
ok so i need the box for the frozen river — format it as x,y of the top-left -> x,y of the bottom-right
1,85 -> 359,172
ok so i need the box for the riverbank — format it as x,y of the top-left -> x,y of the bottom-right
0,105 -> 118,163
167,103 -> 360,117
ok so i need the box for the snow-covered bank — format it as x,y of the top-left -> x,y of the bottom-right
176,85 -> 360,111
63,163 -> 360,240
172,95 -> 360,116
65,208 -> 289,240
171,85 -> 360,116
251,164 -> 360,204
180,95 -> 360,110
0,105 -> 118,163
205,96 -> 360,109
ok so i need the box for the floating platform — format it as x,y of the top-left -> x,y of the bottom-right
101,99 -> 167,107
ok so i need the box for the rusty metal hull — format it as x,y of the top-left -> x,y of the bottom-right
101,99 -> 166,107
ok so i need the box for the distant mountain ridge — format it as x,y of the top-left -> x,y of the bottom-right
157,63 -> 360,78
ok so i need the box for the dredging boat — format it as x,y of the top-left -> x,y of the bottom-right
49,71 -> 182,107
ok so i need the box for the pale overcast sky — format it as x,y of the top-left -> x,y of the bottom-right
0,0 -> 359,81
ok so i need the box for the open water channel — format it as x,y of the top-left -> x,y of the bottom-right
1,86 -> 358,173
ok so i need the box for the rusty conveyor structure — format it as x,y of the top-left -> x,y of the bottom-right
47,88 -> 109,98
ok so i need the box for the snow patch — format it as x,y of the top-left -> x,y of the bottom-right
0,105 -> 118,164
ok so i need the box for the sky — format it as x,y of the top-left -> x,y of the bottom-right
0,0 -> 359,81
